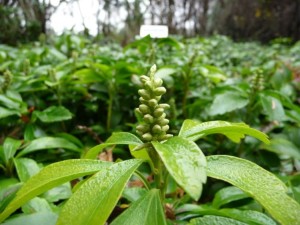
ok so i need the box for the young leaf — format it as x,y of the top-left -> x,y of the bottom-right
56,159 -> 143,225
179,120 -> 269,144
189,215 -> 248,225
111,189 -> 167,225
206,155 -> 300,225
0,159 -> 112,222
152,136 -> 207,201
17,137 -> 81,157
84,132 -> 143,159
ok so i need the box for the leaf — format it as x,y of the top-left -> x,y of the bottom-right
0,107 -> 20,119
3,138 -> 22,164
41,183 -> 72,202
21,197 -> 52,214
56,159 -> 143,225
179,120 -> 270,144
212,186 -> 250,209
111,189 -> 167,225
34,106 -> 72,123
0,179 -> 22,212
206,155 -> 300,225
152,137 -> 207,200
0,159 -> 112,222
122,187 -> 148,202
1,212 -> 58,225
17,137 -> 81,157
154,67 -> 176,87
199,65 -> 227,84
14,158 -> 40,182
209,91 -> 249,115
260,138 -> 300,159
189,215 -> 248,225
259,94 -> 286,121
84,132 -> 143,159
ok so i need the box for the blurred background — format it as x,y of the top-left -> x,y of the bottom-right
1,0 -> 300,45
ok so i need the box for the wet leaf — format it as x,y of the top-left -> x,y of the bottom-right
56,159 -> 143,225
111,189 -> 166,225
206,155 -> 300,225
152,137 -> 206,200
189,215 -> 248,225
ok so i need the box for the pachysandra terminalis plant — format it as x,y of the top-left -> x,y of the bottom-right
1,65 -> 300,225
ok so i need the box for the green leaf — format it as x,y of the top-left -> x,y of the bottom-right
21,197 -> 52,214
212,186 -> 249,209
261,138 -> 300,159
84,132 -> 143,159
199,65 -> 227,84
0,107 -> 20,119
41,183 -> 72,202
3,138 -> 22,164
34,106 -> 72,123
152,137 -> 206,200
122,187 -> 148,202
206,155 -> 300,225
0,159 -> 112,222
209,91 -> 249,115
14,158 -> 40,182
179,120 -> 270,144
189,215 -> 248,225
17,137 -> 81,157
260,94 -> 286,121
0,179 -> 22,212
1,212 -> 57,225
111,189 -> 167,225
56,159 -> 143,225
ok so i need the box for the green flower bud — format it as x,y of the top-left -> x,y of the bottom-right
159,104 -> 170,109
148,99 -> 158,108
135,108 -> 142,116
161,125 -> 169,132
139,104 -> 150,114
153,108 -> 164,117
154,78 -> 163,87
144,114 -> 154,123
139,97 -> 148,104
150,64 -> 157,74
144,81 -> 152,91
154,87 -> 166,95
152,124 -> 162,133
142,133 -> 153,141
140,75 -> 150,83
136,124 -> 150,133
158,118 -> 169,126
138,89 -> 151,100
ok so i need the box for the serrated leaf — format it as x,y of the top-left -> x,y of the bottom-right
84,132 -> 143,159
34,106 -> 72,123
17,137 -> 81,157
152,137 -> 206,200
111,189 -> 166,225
179,120 -> 270,144
189,215 -> 248,225
56,159 -> 143,225
261,138 -> 300,159
212,186 -> 250,209
209,92 -> 249,115
206,155 -> 300,225
0,159 -> 112,222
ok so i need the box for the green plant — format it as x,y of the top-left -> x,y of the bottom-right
1,65 -> 300,225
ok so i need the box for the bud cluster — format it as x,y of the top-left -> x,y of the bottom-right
0,70 -> 12,93
135,65 -> 172,142
250,70 -> 264,92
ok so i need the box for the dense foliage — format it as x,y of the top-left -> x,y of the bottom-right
0,34 -> 300,224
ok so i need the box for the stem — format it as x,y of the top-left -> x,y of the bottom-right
107,89 -> 113,131
134,170 -> 151,190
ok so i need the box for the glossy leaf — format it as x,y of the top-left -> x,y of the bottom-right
206,155 -> 300,225
189,215 -> 248,225
0,159 -> 111,222
152,136 -> 206,200
84,132 -> 143,159
34,106 -> 72,123
3,138 -> 22,164
56,159 -> 143,225
2,212 -> 57,225
17,137 -> 81,157
179,120 -> 270,144
212,186 -> 249,209
261,138 -> 300,159
209,91 -> 249,116
14,158 -> 40,182
111,189 -> 166,225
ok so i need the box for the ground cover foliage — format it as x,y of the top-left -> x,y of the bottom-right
0,34 -> 300,224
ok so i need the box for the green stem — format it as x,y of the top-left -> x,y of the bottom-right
134,170 -> 151,190
107,86 -> 114,131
